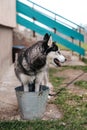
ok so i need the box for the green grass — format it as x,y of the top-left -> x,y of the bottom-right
0,66 -> 87,130
62,65 -> 87,72
74,80 -> 87,89
82,57 -> 87,64
49,66 -> 87,130
49,68 -> 65,91
81,43 -> 87,51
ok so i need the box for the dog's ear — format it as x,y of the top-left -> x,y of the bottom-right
52,42 -> 58,51
43,33 -> 51,42
43,33 -> 54,47
42,33 -> 51,50
48,35 -> 53,47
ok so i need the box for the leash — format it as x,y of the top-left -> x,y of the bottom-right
49,72 -> 85,97
49,87 -> 66,96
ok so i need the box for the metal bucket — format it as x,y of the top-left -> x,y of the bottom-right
15,85 -> 49,120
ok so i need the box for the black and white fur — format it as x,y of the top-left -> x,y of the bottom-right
14,33 -> 66,92
42,46 -> 66,89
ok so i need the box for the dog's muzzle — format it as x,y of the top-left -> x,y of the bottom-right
54,57 -> 67,67
54,58 -> 61,67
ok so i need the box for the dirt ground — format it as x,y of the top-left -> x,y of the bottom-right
0,51 -> 87,120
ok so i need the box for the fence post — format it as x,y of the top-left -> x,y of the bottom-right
71,37 -> 74,55
32,3 -> 36,37
54,28 -> 56,34
79,28 -> 82,60
32,17 -> 36,37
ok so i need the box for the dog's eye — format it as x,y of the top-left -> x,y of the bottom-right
58,51 -> 61,54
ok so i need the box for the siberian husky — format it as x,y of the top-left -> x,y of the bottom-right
14,33 -> 66,92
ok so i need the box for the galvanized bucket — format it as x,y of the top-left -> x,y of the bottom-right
15,85 -> 49,120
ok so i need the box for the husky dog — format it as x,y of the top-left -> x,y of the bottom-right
15,34 -> 66,92
15,33 -> 66,92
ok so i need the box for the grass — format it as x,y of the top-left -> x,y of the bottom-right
49,68 -> 65,91
82,57 -> 87,64
61,65 -> 87,72
0,66 -> 87,130
81,43 -> 87,51
74,80 -> 87,89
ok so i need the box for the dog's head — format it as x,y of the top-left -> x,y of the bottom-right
47,44 -> 66,67
43,33 -> 66,66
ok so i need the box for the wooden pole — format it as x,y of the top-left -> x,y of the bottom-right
32,4 -> 36,37
54,28 -> 56,34
32,17 -> 36,37
79,28 -> 82,60
71,37 -> 74,55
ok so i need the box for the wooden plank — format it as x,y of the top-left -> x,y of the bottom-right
17,15 -> 85,56
16,1 -> 84,42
